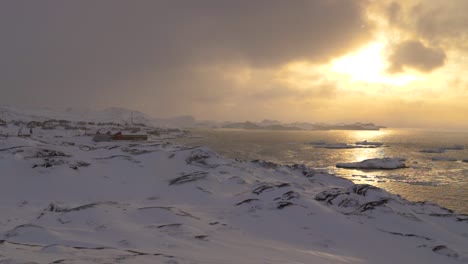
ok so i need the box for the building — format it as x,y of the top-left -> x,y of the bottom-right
112,131 -> 148,141
93,131 -> 112,142
93,131 -> 148,142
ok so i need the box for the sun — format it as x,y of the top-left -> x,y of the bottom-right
330,42 -> 421,86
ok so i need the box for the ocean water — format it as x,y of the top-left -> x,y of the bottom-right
174,128 -> 468,214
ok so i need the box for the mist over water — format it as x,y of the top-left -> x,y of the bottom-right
174,128 -> 468,214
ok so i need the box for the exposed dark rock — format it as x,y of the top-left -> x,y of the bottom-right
379,229 -> 431,241
235,198 -> 260,206
194,235 -> 209,241
276,201 -> 295,209
280,191 -> 300,200
169,171 -> 208,186
252,182 -> 290,195
251,160 -> 279,169
315,188 -> 349,204
429,213 -> 455,218
358,199 -> 389,212
51,259 -> 67,263
107,145 -> 120,150
196,186 -> 212,194
34,149 -> 71,158
157,223 -> 182,228
32,159 -> 65,168
0,146 -> 28,152
337,198 -> 360,208
432,245 -> 459,258
94,155 -> 132,160
351,184 -> 379,196
45,201 -> 118,214
137,206 -> 200,219
122,148 -> 154,155
316,186 -> 391,213
285,164 -> 310,175
47,203 -> 68,213
185,149 -> 218,168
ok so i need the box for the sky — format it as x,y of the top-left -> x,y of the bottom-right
1,0 -> 467,129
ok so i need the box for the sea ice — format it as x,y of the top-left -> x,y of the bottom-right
421,145 -> 464,153
336,157 -> 407,170
432,157 -> 458,162
355,140 -> 384,146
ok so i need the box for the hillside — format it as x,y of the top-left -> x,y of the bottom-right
0,119 -> 467,263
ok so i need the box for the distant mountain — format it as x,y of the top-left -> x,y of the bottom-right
0,105 -> 386,131
223,121 -> 303,131
290,122 -> 386,131
218,121 -> 385,131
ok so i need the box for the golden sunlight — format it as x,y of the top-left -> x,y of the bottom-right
330,42 -> 421,86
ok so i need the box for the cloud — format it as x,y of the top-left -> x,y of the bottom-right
410,1 -> 468,47
387,40 -> 446,73
0,0 -> 373,115
376,0 -> 468,51
385,1 -> 402,25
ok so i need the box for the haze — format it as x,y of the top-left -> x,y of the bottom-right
1,0 -> 467,130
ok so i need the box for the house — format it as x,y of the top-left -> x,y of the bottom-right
17,127 -> 31,138
93,131 -> 112,142
93,131 -> 148,142
112,131 -> 148,141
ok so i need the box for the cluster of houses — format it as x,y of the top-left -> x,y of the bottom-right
0,118 -> 175,142
93,131 -> 148,142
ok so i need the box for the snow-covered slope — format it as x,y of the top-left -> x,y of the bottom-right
0,105 -> 202,129
0,129 -> 467,263
0,106 -> 154,125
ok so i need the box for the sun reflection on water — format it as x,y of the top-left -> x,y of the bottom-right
337,129 -> 394,182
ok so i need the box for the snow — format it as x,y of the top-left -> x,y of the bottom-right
0,118 -> 467,263
336,158 -> 407,170
312,143 -> 360,149
355,140 -> 384,146
0,105 -> 201,129
421,145 -> 465,153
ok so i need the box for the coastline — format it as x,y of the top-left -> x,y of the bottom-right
0,129 -> 467,263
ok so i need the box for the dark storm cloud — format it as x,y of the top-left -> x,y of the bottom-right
387,40 -> 446,73
381,0 -> 468,51
409,1 -> 468,46
0,0 -> 371,114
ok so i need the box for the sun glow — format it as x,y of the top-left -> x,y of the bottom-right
331,42 -> 421,86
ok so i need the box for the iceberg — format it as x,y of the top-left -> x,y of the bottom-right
336,158 -> 407,170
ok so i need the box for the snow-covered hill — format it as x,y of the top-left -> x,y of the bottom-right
0,106 -> 154,125
0,126 -> 467,263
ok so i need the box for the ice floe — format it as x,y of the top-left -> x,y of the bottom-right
336,158 -> 407,170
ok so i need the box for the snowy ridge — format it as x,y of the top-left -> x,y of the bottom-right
0,131 -> 467,263
0,106 -> 154,125
0,105 -> 202,129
